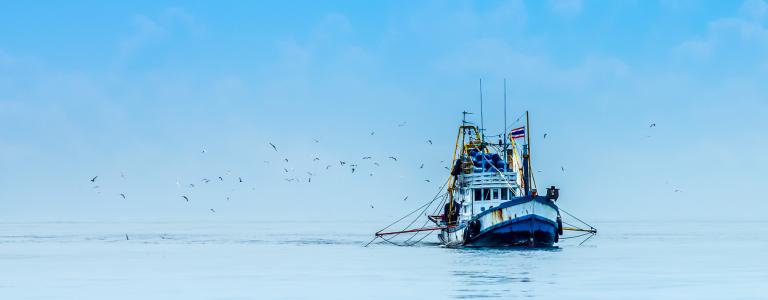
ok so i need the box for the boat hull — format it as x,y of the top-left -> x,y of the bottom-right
438,196 -> 560,248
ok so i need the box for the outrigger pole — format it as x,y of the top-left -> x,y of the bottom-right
479,78 -> 485,141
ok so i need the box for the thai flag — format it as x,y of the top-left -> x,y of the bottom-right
509,126 -> 525,139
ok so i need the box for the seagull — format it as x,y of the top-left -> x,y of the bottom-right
120,172 -> 126,179
306,172 -> 314,176
427,139 -> 432,145
239,177 -> 244,183
370,131 -> 375,136
388,156 -> 398,161
202,178 -> 211,183
650,123 -> 656,128
326,165 -> 332,170
269,142 -> 278,151
403,196 -> 408,201
226,196 -> 230,201
674,189 -> 682,193
201,149 -> 207,154
218,176 -> 223,181
543,133 -> 548,139
424,179 -> 431,182
362,156 -> 372,160
313,157 -> 320,161
370,204 -> 375,208
182,195 -> 190,202
120,193 -> 126,199
283,158 -> 289,163
444,166 -> 450,170
210,209 -> 216,213
308,177 -> 312,183
373,162 -> 380,166
125,234 -> 129,241
284,178 -> 295,182
313,139 -> 319,143
93,185 -> 100,189
339,161 -> 346,166
263,160 -> 270,164
397,122 -> 407,127
561,166 -> 565,172
283,168 -> 289,173
369,173 -> 373,176
351,167 -> 356,173
90,176 -> 98,183
419,164 -> 424,169
188,183 -> 195,188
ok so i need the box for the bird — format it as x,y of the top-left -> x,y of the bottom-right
93,185 -> 100,189
369,173 -> 373,176
283,168 -> 289,173
674,189 -> 682,193
427,139 -> 432,145
182,196 -> 189,202
362,156 -> 372,160
210,209 -> 216,213
325,165 -> 332,170
125,234 -> 129,241
370,204 -> 374,208
188,183 -> 195,188
226,196 -> 230,201
313,139 -> 319,143
269,142 -> 278,151
403,196 -> 408,201
424,179 -> 431,182
561,166 -> 565,172
120,193 -> 126,199
650,123 -> 656,128
120,172 -> 126,179
284,178 -> 295,182
388,156 -> 398,161
373,162 -> 380,166
313,157 -> 320,161
351,168 -> 356,173
263,160 -> 270,164
543,133 -> 548,139
90,176 -> 98,183
283,158 -> 289,163
419,164 -> 424,169
339,161 -> 346,166
397,122 -> 407,127
202,178 -> 211,183
308,177 -> 312,183
306,172 -> 314,176
201,149 -> 207,154
370,131 -> 375,136
218,176 -> 223,181
238,177 -> 244,183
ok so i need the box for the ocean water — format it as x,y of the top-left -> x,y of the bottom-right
0,220 -> 766,299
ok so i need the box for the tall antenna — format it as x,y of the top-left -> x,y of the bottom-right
503,78 -> 507,151
479,78 -> 484,141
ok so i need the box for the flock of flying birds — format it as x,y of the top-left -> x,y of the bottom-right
87,121 -> 678,216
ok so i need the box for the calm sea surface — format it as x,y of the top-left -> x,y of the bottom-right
0,220 -> 766,299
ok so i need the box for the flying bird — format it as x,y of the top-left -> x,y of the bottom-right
125,234 -> 129,241
226,196 -> 230,201
90,176 -> 98,183
239,177 -> 244,183
419,164 -> 424,169
202,178 -> 211,183
182,195 -> 189,202
370,204 -> 374,208
218,176 -> 223,181
650,123 -> 656,128
370,131 -> 375,136
306,172 -> 314,176
269,142 -> 278,151
427,139 -> 432,145
561,166 -> 565,172
424,179 -> 431,182
210,209 -> 216,213
369,173 -> 374,176
314,157 -> 320,161
201,149 -> 207,154
120,193 -> 126,199
188,183 -> 195,188
313,139 -> 319,143
543,133 -> 548,139
120,172 -> 126,179
351,167 -> 356,173
362,156 -> 372,160
283,158 -> 289,163
397,122 -> 407,127
308,177 -> 312,183
373,162 -> 380,166
388,156 -> 398,161
403,196 -> 408,201
339,161 -> 346,166
283,168 -> 289,173
326,165 -> 332,170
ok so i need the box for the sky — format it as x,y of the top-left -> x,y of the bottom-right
1,0 -> 767,222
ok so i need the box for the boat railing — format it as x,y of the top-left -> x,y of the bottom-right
461,172 -> 518,187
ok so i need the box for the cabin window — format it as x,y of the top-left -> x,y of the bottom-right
501,188 -> 508,200
483,188 -> 491,200
474,189 -> 482,201
492,189 -> 499,200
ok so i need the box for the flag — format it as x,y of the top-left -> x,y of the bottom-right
509,126 -> 525,139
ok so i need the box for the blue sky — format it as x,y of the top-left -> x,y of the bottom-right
1,0 -> 767,222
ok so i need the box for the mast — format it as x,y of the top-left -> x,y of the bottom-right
503,78 -> 507,152
479,78 -> 484,142
526,111 -> 532,195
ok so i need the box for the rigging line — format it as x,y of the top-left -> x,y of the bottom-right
559,207 -> 596,230
401,193 -> 448,244
559,232 -> 592,240
578,232 -> 596,246
396,181 -> 450,234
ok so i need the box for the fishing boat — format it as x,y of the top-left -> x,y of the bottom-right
368,83 -> 596,248
433,111 -> 562,247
